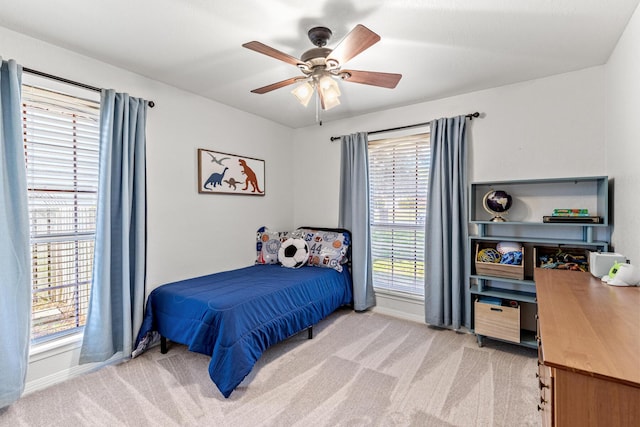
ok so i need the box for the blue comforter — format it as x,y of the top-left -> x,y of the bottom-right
135,264 -> 352,397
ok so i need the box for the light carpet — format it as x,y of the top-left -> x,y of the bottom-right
0,309 -> 540,426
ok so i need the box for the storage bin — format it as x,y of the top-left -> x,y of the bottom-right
475,242 -> 524,280
534,246 -> 589,272
474,299 -> 520,343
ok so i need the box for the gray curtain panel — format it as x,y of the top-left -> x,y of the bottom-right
339,132 -> 375,311
424,116 -> 469,329
0,58 -> 31,409
80,91 -> 148,363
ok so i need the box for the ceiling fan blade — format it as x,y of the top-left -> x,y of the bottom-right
326,24 -> 380,66
341,70 -> 402,88
250,77 -> 305,94
242,41 -> 303,67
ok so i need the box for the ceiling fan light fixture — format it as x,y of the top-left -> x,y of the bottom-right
322,93 -> 341,110
319,75 -> 340,95
318,74 -> 341,110
291,81 -> 314,107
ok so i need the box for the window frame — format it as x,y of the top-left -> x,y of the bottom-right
368,131 -> 430,297
22,75 -> 101,345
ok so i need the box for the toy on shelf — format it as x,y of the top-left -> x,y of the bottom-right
538,248 -> 588,272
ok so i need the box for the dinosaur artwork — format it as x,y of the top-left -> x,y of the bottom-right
223,177 -> 242,190
204,167 -> 228,190
238,159 -> 264,193
198,149 -> 264,195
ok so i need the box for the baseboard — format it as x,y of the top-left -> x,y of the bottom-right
372,289 -> 425,324
372,305 -> 425,324
24,352 -> 126,395
24,364 -> 95,395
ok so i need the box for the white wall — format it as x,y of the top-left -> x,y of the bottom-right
1,26 -> 295,390
606,3 -> 640,265
292,66 -> 607,228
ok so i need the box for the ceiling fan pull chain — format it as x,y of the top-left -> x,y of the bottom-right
315,90 -> 322,126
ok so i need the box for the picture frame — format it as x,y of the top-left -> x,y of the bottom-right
197,149 -> 265,196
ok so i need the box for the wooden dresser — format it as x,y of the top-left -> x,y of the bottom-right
535,269 -> 640,426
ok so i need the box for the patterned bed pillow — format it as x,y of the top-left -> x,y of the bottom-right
297,228 -> 350,272
256,226 -> 291,264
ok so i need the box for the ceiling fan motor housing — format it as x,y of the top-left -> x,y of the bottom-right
308,26 -> 332,47
300,47 -> 332,65
302,27 -> 337,71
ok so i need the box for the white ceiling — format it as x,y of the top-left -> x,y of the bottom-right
0,0 -> 638,128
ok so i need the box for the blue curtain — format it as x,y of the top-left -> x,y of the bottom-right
0,58 -> 30,408
424,116 -> 469,329
79,90 -> 147,363
339,132 -> 375,311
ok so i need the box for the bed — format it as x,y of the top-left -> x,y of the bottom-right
134,227 -> 353,398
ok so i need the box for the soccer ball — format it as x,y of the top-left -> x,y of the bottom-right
278,238 -> 309,268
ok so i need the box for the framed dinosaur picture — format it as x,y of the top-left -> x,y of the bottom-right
197,148 -> 265,196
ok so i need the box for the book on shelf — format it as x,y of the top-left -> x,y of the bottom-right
543,215 -> 602,224
552,208 -> 589,217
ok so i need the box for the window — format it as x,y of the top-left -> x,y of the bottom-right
369,132 -> 430,296
22,82 -> 101,343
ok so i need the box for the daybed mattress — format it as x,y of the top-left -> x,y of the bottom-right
135,264 -> 352,397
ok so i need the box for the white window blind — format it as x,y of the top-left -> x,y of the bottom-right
22,84 -> 101,343
369,133 -> 430,296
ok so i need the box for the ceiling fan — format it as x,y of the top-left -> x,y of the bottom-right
242,24 -> 402,112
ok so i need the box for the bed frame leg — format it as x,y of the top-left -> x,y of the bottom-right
160,336 -> 168,354
308,326 -> 313,340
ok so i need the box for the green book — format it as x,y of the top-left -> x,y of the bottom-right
553,208 -> 589,216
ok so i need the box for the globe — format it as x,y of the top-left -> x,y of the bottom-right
482,190 -> 512,222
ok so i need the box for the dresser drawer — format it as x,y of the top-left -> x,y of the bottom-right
474,300 -> 520,343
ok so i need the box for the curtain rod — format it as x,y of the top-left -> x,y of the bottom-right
23,67 -> 155,108
329,111 -> 480,141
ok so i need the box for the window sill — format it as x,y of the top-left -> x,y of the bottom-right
373,287 -> 425,302
29,332 -> 83,362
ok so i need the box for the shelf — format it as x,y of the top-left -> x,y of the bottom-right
470,176 -> 609,224
470,275 -> 535,286
470,235 -> 608,247
469,175 -> 607,186
475,330 -> 538,349
470,284 -> 537,303
471,221 -> 608,227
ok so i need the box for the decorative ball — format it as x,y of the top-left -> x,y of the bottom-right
496,241 -> 521,254
278,238 -> 309,268
478,248 -> 501,263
